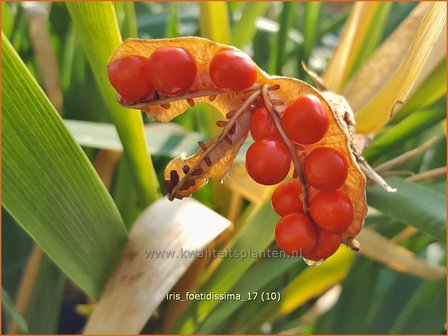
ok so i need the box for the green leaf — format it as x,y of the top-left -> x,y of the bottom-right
303,2 -> 322,61
64,120 -> 207,158
393,60 -> 447,122
59,25 -> 76,92
198,2 -> 231,135
431,180 -> 446,195
2,2 -> 14,38
9,4 -> 26,51
364,108 -> 446,162
137,10 -> 197,39
419,135 -> 446,171
166,3 -> 180,38
366,178 -> 446,242
24,256 -> 65,333
66,2 -> 160,207
174,200 -> 279,333
2,211 -> 33,297
390,279 -> 446,333
269,2 -> 297,75
319,11 -> 349,38
231,3 -> 270,49
123,2 -> 138,39
231,290 -> 279,333
323,2 -> 388,91
314,257 -> 439,334
228,2 -> 244,17
2,288 -> 29,333
2,33 -> 128,299
112,157 -> 142,228
314,257 -> 382,333
114,2 -> 137,40
361,269 -> 422,333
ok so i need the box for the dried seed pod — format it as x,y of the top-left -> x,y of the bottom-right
108,37 -> 369,245
163,111 -> 251,198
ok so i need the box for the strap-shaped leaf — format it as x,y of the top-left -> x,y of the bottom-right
2,33 -> 128,299
354,2 -> 446,133
366,178 -> 446,242
393,60 -> 446,121
390,279 -> 446,333
2,289 -> 28,333
364,108 -> 445,162
231,3 -> 270,49
344,3 -> 433,112
24,255 -> 66,333
66,2 -> 160,206
199,2 -> 231,44
323,2 -> 389,91
64,119 -> 210,159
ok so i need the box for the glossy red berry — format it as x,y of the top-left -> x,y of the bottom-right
282,94 -> 329,144
302,229 -> 342,261
250,107 -> 281,140
310,191 -> 353,234
209,49 -> 257,91
147,47 -> 197,95
245,139 -> 291,185
271,179 -> 304,216
275,213 -> 317,256
303,147 -> 348,191
107,55 -> 152,101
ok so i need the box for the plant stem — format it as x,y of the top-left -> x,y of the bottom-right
374,137 -> 437,173
406,166 -> 446,182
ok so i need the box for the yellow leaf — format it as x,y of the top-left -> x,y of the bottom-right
199,2 -> 231,44
357,228 -> 445,279
323,2 -> 384,91
344,3 -> 433,112
355,2 -> 446,134
277,247 -> 354,317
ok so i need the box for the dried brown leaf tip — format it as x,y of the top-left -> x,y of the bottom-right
107,37 -> 391,263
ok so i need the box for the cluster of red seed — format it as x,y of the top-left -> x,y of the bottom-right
107,47 -> 258,102
245,94 -> 353,262
107,47 -> 354,263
